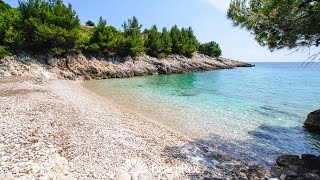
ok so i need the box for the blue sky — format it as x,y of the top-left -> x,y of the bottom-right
6,0 -> 317,62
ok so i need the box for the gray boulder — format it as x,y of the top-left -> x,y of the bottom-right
271,154 -> 320,179
304,109 -> 320,133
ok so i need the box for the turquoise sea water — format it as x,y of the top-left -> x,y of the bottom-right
83,62 -> 320,166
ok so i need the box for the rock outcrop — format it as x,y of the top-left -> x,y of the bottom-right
0,53 -> 254,80
271,155 -> 320,180
49,53 -> 254,80
0,56 -> 53,78
304,109 -> 320,133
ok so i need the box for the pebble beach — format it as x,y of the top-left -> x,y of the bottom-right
0,75 -> 270,179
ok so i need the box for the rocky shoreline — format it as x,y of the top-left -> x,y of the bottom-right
0,53 -> 254,80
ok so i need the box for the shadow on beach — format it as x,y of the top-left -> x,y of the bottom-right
163,124 -> 320,178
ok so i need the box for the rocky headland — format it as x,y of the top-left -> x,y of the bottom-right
0,53 -> 254,80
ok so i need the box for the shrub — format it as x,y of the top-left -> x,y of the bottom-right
0,46 -> 11,59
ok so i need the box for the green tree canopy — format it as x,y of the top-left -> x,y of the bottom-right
89,17 -> 120,55
199,41 -> 222,57
122,16 -> 142,37
0,1 -> 19,58
160,27 -> 172,56
0,2 -> 18,43
170,25 -> 183,55
227,0 -> 320,55
0,1 -> 13,44
181,27 -> 199,57
0,1 -> 222,59
145,25 -> 162,57
16,0 -> 81,56
170,25 -> 199,57
119,16 -> 144,57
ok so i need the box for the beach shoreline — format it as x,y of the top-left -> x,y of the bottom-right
0,75 -> 269,179
1,56 -> 319,179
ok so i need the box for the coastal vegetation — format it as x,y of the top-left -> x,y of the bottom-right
227,0 -> 320,57
0,0 -> 222,59
199,41 -> 222,57
17,0 -> 81,56
0,1 -> 19,57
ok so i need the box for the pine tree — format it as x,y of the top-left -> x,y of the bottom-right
181,27 -> 199,57
122,16 -> 142,37
145,25 -> 162,57
161,27 -> 172,56
16,0 -> 81,56
89,17 -> 120,55
228,0 -> 320,55
120,16 -> 144,57
170,25 -> 183,55
170,25 -> 198,57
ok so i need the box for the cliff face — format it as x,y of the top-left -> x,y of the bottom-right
0,53 -> 254,80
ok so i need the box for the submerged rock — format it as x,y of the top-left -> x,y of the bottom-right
304,109 -> 320,133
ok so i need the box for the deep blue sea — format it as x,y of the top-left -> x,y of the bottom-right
83,62 -> 320,166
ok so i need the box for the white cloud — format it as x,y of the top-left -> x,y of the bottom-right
201,0 -> 231,12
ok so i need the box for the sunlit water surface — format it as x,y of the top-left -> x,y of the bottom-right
83,62 -> 320,166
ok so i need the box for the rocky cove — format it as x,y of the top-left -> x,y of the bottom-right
1,54 -> 320,180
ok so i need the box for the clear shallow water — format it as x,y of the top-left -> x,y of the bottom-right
83,62 -> 320,166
